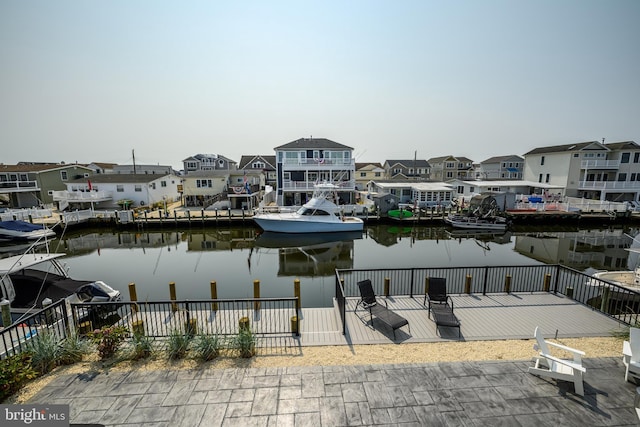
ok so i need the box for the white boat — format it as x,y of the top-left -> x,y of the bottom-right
253,183 -> 364,233
0,220 -> 56,241
444,214 -> 508,231
0,251 -> 121,321
589,267 -> 640,292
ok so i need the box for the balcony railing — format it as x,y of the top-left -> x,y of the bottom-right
0,180 -> 38,191
280,180 -> 356,191
51,190 -> 113,202
281,158 -> 355,167
577,181 -> 640,191
581,160 -> 620,169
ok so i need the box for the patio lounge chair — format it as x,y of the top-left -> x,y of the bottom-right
528,326 -> 586,396
623,327 -> 640,382
354,279 -> 410,339
423,277 -> 460,337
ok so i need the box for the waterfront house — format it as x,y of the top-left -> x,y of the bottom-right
428,155 -> 475,181
355,162 -> 384,191
367,180 -> 455,208
476,155 -> 524,180
180,171 -> 230,208
238,155 -> 276,189
447,179 -> 561,204
55,173 -> 180,210
274,137 -> 356,206
0,163 -> 95,208
523,140 -> 640,201
382,159 -> 431,180
182,154 -> 237,175
86,162 -> 118,175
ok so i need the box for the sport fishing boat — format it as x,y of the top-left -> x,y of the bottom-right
253,183 -> 364,233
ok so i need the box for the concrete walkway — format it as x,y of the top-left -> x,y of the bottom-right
27,357 -> 639,426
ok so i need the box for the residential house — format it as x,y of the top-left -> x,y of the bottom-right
54,173 -> 180,210
86,162 -> 118,174
274,137 -> 355,206
428,156 -> 475,181
523,140 -> 640,201
367,180 -> 455,208
355,162 -> 384,191
180,171 -> 230,208
0,163 -> 94,208
238,155 -> 277,189
476,155 -> 524,180
382,159 -> 430,180
182,154 -> 237,175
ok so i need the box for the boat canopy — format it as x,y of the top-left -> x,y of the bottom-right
0,253 -> 67,275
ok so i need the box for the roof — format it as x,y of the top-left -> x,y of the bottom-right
69,173 -> 173,184
427,156 -> 474,164
480,155 -> 524,164
0,163 -> 93,173
182,154 -> 237,163
355,162 -> 383,169
523,141 -> 603,155
238,155 -> 276,169
274,137 -> 353,151
384,160 -> 430,168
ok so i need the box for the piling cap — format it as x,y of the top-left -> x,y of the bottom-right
0,299 -> 9,306
42,297 -> 52,306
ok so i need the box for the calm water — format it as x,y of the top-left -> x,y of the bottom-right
5,224 -> 640,308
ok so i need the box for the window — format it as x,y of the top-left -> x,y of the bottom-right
539,174 -> 543,183
632,173 -> 637,181
618,173 -> 627,181
252,162 -> 265,169
573,153 -> 579,157
135,185 -> 142,192
116,185 -> 124,192
186,161 -> 197,169
545,174 -> 550,183
161,181 -> 167,187
540,156 -> 545,166
457,185 -> 464,193
60,171 -> 68,181
196,179 -> 212,188
446,171 -> 453,178
622,153 -> 630,163
445,162 -> 455,168
374,172 -> 381,177
19,174 -> 27,181
360,172 -> 367,177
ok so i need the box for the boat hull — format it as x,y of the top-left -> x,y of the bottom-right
444,215 -> 508,231
253,214 -> 364,233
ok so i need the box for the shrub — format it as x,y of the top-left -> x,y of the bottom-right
27,331 -> 60,375
130,333 -> 154,361
167,329 -> 191,360
58,332 -> 90,366
0,353 -> 38,402
193,333 -> 221,361
232,326 -> 256,358
87,326 -> 129,360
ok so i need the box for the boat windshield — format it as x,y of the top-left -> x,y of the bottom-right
297,207 -> 330,216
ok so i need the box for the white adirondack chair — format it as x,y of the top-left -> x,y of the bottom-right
623,327 -> 640,382
528,326 -> 586,396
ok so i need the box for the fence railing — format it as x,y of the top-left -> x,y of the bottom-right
70,298 -> 299,338
0,300 -> 70,359
335,264 -> 640,334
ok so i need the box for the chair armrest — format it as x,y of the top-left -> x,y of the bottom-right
542,353 -> 586,373
623,340 -> 632,357
446,296 -> 454,310
546,340 -> 585,356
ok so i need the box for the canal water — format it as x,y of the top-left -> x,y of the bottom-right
5,224 -> 640,308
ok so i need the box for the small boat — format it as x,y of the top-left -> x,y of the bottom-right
0,251 -> 121,322
388,209 -> 413,219
253,183 -> 364,233
588,267 -> 640,292
0,220 -> 56,241
444,214 -> 509,231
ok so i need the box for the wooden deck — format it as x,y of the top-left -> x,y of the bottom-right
298,292 -> 626,345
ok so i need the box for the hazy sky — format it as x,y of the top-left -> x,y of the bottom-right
1,1 -> 638,170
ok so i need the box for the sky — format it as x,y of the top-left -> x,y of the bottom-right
1,1 -> 639,170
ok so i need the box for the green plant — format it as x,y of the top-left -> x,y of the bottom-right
88,326 -> 129,360
232,326 -> 256,358
193,333 -> 220,361
167,329 -> 191,360
0,353 -> 38,402
58,332 -> 90,365
130,333 -> 154,361
27,331 -> 60,374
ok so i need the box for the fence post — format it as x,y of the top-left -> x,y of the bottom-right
291,315 -> 299,336
543,273 -> 551,292
483,267 -> 489,295
600,287 -> 611,313
384,277 -> 390,297
0,299 -> 11,327
294,278 -> 301,314
465,274 -> 472,294
424,277 -> 430,296
253,279 -> 260,311
169,282 -> 177,313
210,281 -> 218,311
504,274 -> 512,294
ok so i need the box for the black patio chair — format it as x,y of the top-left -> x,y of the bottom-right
354,279 -> 410,339
424,277 -> 460,337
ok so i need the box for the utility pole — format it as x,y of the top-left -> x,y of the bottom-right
132,149 -> 137,174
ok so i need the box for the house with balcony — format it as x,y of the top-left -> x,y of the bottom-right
54,173 -> 180,210
274,137 -> 356,206
475,155 -> 524,180
182,154 -> 237,175
428,156 -> 475,181
0,163 -> 95,208
355,162 -> 384,191
366,180 -> 455,208
238,155 -> 276,189
523,140 -> 640,201
382,159 -> 430,180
